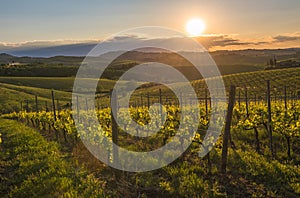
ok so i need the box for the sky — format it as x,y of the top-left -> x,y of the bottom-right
0,0 -> 299,50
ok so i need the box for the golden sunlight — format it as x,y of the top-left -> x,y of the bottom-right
185,18 -> 206,36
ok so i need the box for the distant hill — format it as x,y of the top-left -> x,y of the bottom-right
0,53 -> 15,63
0,48 -> 299,79
2,43 -> 97,57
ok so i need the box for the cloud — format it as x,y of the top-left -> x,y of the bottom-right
100,34 -> 285,48
0,39 -> 99,51
1,32 -> 299,56
195,35 -> 264,48
2,34 -> 255,53
106,34 -> 147,42
197,33 -> 300,50
272,34 -> 300,42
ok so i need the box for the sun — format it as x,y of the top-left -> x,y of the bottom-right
186,18 -> 206,36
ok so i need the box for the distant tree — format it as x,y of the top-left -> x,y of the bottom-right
274,55 -> 277,66
270,58 -> 274,66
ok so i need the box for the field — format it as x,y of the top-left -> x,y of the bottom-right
2,0 -> 300,196
0,52 -> 300,197
1,97 -> 300,197
0,119 -> 113,197
1,67 -> 299,113
0,78 -> 117,113
0,77 -> 116,92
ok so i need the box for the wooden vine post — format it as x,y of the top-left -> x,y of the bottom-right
267,80 -> 273,157
221,85 -> 236,174
110,89 -> 119,166
245,87 -> 249,117
35,95 -> 38,113
26,100 -> 29,112
284,86 -> 287,113
205,88 -> 208,118
147,92 -> 150,109
51,90 -> 58,140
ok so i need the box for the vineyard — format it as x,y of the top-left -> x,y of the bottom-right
3,98 -> 300,159
1,77 -> 300,196
1,0 -> 300,196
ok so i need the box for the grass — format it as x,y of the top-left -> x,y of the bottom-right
1,68 -> 299,98
1,67 -> 299,113
0,119 -> 114,197
0,86 -> 52,113
1,86 -> 299,197
0,83 -> 71,113
0,83 -> 71,100
0,77 -> 117,92
0,77 -> 75,91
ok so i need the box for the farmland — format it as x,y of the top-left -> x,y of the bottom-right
0,48 -> 300,197
2,0 -> 300,196
0,68 -> 300,197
